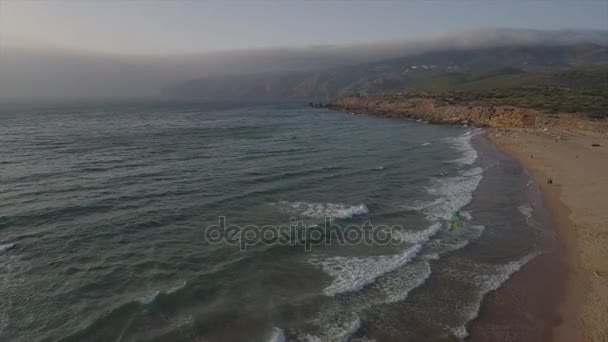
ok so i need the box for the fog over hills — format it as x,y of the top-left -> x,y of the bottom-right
1,29 -> 607,101
166,43 -> 608,100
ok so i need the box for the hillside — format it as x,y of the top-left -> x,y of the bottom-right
164,44 -> 608,100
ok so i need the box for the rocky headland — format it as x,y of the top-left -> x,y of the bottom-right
329,94 -> 608,134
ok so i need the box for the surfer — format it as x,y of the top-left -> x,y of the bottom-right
449,211 -> 462,231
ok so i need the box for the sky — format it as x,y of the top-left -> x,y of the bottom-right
0,1 -> 606,100
1,0 -> 607,55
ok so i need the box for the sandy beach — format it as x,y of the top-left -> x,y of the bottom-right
489,128 -> 608,341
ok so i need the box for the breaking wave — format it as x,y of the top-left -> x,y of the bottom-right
518,204 -> 533,222
136,280 -> 187,305
309,245 -> 422,296
444,129 -> 482,165
445,252 -> 541,338
0,243 -> 16,256
272,201 -> 369,219
267,327 -> 286,342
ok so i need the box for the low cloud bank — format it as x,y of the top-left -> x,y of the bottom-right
1,28 -> 606,100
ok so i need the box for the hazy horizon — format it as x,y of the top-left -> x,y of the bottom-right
1,1 -> 607,100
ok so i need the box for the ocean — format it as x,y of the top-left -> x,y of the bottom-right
0,101 -> 555,341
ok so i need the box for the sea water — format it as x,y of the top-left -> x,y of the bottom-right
0,101 -> 545,341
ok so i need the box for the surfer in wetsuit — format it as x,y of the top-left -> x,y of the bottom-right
449,211 -> 462,231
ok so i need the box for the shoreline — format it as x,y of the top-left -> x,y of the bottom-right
465,133 -> 566,342
324,104 -> 607,340
486,128 -> 608,341
325,102 -> 608,340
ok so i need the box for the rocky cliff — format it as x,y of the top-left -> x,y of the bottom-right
331,96 -> 540,127
330,96 -> 608,134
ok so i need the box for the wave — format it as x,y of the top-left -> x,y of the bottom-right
136,291 -> 159,305
421,142 -> 432,146
308,130 -> 485,298
302,223 -> 486,341
301,222 -> 485,341
295,316 -> 361,342
405,131 -> 484,223
382,224 -> 485,303
331,317 -> 361,342
274,129 -> 488,339
136,280 -> 187,305
444,252 -> 541,338
391,222 -> 442,244
309,245 -> 422,296
166,280 -> 187,295
444,129 -> 482,165
271,201 -> 369,219
307,223 -> 484,298
377,257 -> 433,304
267,327 -> 286,342
0,243 -> 16,255
518,204 -> 533,222
460,210 -> 473,220
424,167 -> 483,220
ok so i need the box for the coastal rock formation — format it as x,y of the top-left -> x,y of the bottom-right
330,96 -> 608,133
331,96 -> 539,128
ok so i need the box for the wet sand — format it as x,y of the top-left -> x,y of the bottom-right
467,134 -> 566,342
485,128 -> 608,342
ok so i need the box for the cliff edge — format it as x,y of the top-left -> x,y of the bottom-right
330,95 -> 608,134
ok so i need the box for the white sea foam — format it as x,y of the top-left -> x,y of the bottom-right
308,131 -> 485,298
444,129 -> 482,165
379,258 -> 433,303
273,201 -> 369,219
303,316 -> 361,342
302,129 -> 487,339
309,221 -> 447,297
461,167 -> 483,177
166,281 -> 187,294
475,253 -> 539,292
424,167 -> 483,220
387,225 -> 487,308
446,252 -> 541,338
307,224 -> 487,339
300,334 -> 322,342
391,222 -> 442,244
423,224 -> 485,257
137,291 -> 159,305
460,210 -> 473,220
0,243 -> 15,256
518,204 -> 533,222
309,244 -> 422,296
405,132 -> 484,223
421,142 -> 432,146
330,317 -> 361,342
136,280 -> 186,305
267,327 -> 285,342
